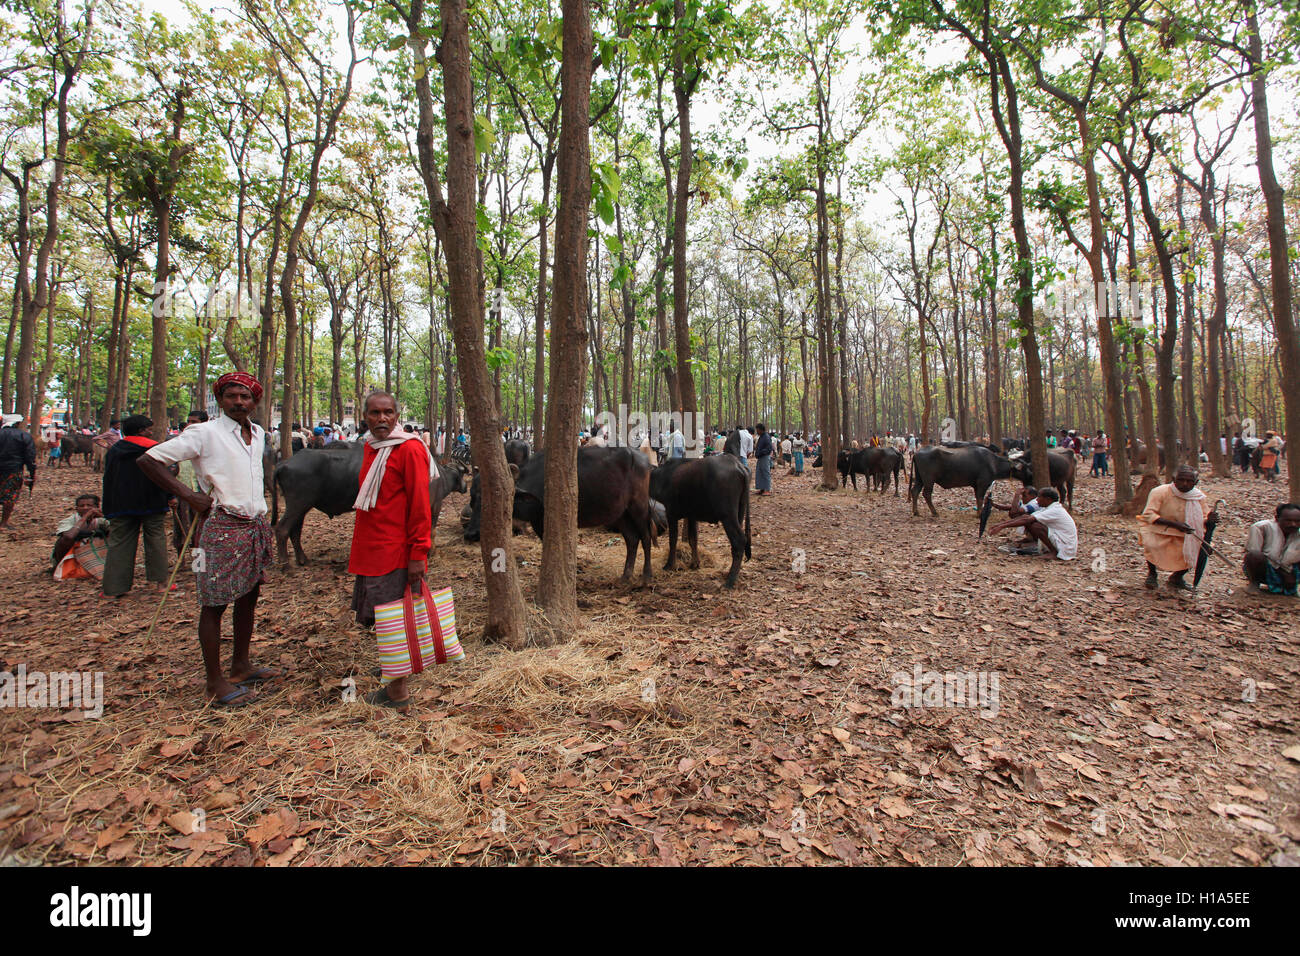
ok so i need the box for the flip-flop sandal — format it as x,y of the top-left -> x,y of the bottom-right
997,544 -> 1037,555
211,686 -> 257,708
235,667 -> 281,686
364,688 -> 410,710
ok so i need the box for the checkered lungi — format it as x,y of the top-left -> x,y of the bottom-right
196,509 -> 273,607
0,470 -> 23,509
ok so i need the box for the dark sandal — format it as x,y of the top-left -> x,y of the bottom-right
364,688 -> 410,710
998,544 -> 1039,556
211,686 -> 257,708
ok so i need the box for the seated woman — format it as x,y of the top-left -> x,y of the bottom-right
51,493 -> 110,580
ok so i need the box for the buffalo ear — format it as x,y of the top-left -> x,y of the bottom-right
508,463 -> 520,481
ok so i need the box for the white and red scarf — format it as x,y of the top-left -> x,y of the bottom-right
1171,484 -> 1207,569
354,427 -> 438,512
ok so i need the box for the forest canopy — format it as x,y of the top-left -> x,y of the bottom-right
2,0 -> 1298,498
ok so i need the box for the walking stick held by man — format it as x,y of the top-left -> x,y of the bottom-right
144,511 -> 199,643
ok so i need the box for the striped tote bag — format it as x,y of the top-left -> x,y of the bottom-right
373,581 -> 466,679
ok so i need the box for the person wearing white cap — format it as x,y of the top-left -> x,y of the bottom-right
0,414 -> 36,528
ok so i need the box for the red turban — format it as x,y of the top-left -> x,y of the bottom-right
213,372 -> 263,402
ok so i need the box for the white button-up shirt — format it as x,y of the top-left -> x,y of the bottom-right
144,413 -> 267,518
1247,518 -> 1300,568
738,429 -> 754,458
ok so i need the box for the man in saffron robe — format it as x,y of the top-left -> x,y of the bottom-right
1137,465 -> 1217,591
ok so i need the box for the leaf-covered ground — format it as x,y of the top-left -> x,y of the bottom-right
2,456 -> 1298,866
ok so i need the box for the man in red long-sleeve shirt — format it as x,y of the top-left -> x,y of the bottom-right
349,391 -> 432,710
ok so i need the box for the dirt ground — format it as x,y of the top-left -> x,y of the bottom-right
1,453 -> 1297,866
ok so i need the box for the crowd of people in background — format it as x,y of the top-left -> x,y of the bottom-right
6,400 -> 1296,624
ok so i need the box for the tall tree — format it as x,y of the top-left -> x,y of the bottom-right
389,0 -> 529,647
538,0 -> 593,622
4,0 -> 95,436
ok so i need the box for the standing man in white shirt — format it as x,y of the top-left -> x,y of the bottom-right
668,420 -> 685,459
138,372 -> 278,708
737,423 -> 754,460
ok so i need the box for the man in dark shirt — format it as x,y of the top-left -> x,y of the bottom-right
101,414 -> 171,598
0,413 -> 37,528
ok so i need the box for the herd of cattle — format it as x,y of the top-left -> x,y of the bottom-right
257,433 -> 1085,589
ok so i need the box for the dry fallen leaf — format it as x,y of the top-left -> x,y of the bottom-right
165,811 -> 199,836
880,796 -> 913,819
1142,723 -> 1177,741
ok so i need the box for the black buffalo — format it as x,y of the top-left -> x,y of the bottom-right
909,444 -> 1018,517
59,433 -> 94,467
870,446 -> 904,494
649,455 -> 751,588
836,448 -> 864,488
274,442 -> 466,564
1129,439 -> 1165,470
838,446 -> 903,495
463,445 -> 655,584
1008,450 -> 1076,510
504,439 -> 530,468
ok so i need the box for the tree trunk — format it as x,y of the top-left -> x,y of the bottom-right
1247,0 -> 1300,500
539,0 -> 592,621
33,267 -> 60,435
987,53 -> 1048,486
404,0 -> 528,646
2,276 -> 20,413
533,158 -> 553,450
671,5 -> 697,424
146,88 -> 191,438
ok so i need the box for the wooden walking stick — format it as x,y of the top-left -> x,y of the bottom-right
144,513 -> 198,643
